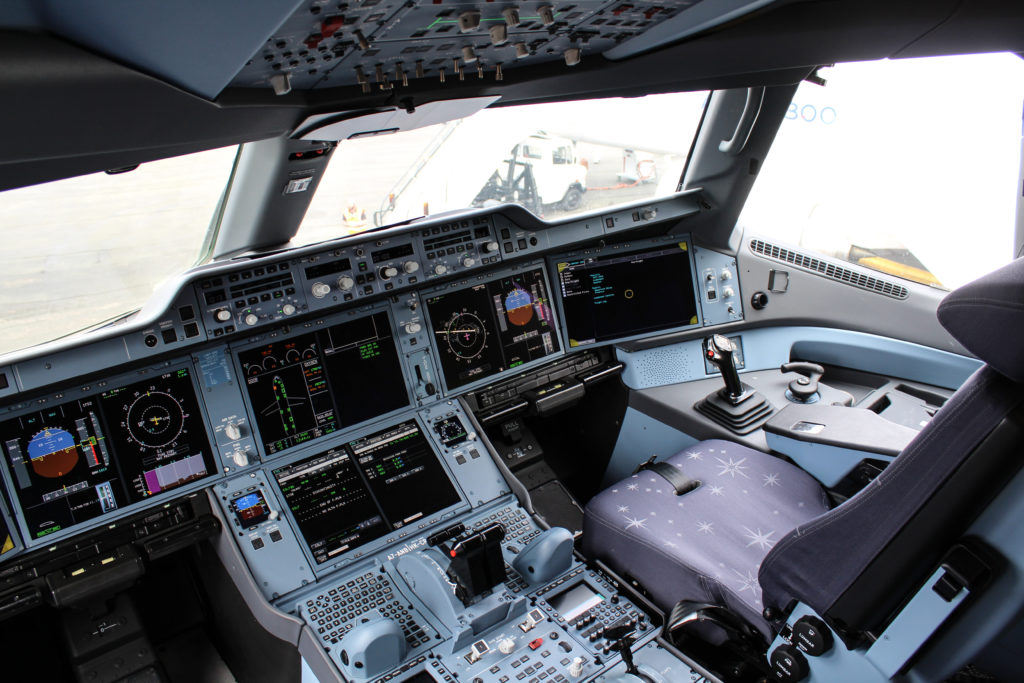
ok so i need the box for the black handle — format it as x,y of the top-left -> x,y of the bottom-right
705,335 -> 744,400
781,362 -> 825,402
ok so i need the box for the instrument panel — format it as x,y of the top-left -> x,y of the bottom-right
0,197 -> 741,560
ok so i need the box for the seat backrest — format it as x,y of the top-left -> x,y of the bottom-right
758,257 -> 1024,635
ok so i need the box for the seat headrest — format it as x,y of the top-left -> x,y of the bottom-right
937,257 -> 1024,382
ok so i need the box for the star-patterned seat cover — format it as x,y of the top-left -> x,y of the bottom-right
582,439 -> 829,639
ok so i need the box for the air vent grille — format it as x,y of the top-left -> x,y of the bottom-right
749,239 -> 909,299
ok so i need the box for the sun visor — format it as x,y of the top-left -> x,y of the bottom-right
293,96 -> 500,142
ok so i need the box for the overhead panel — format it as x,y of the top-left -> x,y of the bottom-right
231,1 -> 708,93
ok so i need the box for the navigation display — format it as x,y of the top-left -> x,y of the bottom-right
555,242 -> 699,347
238,311 -> 407,456
0,367 -> 215,541
425,267 -> 560,391
273,420 -> 461,564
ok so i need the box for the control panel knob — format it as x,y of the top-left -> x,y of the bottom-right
720,268 -> 733,280
404,322 -> 422,335
282,304 -> 296,316
244,313 -> 259,326
792,615 -> 833,657
484,241 -> 499,253
722,286 -> 735,298
215,309 -> 232,322
461,255 -> 476,268
403,261 -> 420,274
568,657 -> 584,678
231,450 -> 248,467
641,207 -> 657,220
337,275 -> 355,291
433,264 -> 448,276
312,282 -> 331,298
381,266 -> 399,279
224,422 -> 242,440
498,638 -> 516,655
769,644 -> 809,683
467,432 -> 477,441
269,510 -> 279,521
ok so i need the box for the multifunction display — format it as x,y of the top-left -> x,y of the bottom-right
273,420 -> 460,564
425,267 -> 560,391
556,242 -> 699,347
0,368 -> 215,540
238,311 -> 407,455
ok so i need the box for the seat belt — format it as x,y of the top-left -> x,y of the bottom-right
633,456 -> 701,495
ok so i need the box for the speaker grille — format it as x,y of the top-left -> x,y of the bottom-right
749,239 -> 909,299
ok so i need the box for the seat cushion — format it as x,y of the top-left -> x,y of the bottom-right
582,439 -> 829,638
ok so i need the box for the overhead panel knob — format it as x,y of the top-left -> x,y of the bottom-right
232,450 -> 249,467
282,304 -> 296,316
462,46 -> 478,64
515,42 -> 529,59
224,422 -> 242,440
381,266 -> 399,279
403,260 -> 420,273
312,282 -> 331,298
215,309 -> 232,322
564,48 -> 581,66
484,241 -> 499,253
434,264 -> 448,276
458,10 -> 481,32
502,8 -> 520,27
568,657 -> 584,678
490,24 -> 508,46
245,313 -> 259,326
720,268 -> 733,280
404,322 -> 422,335
461,255 -> 476,268
539,5 -> 556,26
498,638 -> 516,655
338,275 -> 355,291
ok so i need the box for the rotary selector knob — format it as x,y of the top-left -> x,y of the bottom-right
337,275 -> 355,291
403,261 -> 420,274
225,422 -> 242,440
568,657 -> 584,679
641,207 -> 657,220
720,269 -> 733,280
434,264 -> 448,276
269,510 -> 279,521
215,309 -> 232,322
311,282 -> 331,298
461,255 -> 476,268
381,266 -> 399,279
282,304 -> 296,316
244,313 -> 259,326
498,638 -> 515,655
769,644 -> 809,683
792,615 -> 833,657
404,322 -> 422,335
231,450 -> 248,467
484,241 -> 499,253
467,432 -> 477,441
722,287 -> 735,298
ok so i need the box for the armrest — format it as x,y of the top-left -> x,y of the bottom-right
765,404 -> 919,457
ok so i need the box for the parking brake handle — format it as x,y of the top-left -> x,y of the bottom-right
781,362 -> 825,403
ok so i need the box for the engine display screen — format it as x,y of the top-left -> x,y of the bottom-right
547,582 -> 606,622
555,242 -> 699,347
425,267 -> 560,391
0,368 -> 215,541
238,311 -> 407,456
273,420 -> 461,564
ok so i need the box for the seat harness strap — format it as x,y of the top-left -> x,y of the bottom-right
633,456 -> 701,495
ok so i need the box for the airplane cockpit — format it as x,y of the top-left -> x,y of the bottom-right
3,2 -> 1024,682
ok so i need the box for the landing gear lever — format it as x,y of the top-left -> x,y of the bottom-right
704,334 -> 745,403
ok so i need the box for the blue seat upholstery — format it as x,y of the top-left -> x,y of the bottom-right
585,257 -> 1024,643
582,439 -> 828,639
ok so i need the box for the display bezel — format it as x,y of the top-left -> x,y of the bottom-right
0,483 -> 23,563
266,414 -> 468,575
421,260 -> 564,396
231,302 -> 414,461
0,358 -> 223,549
547,235 -> 704,352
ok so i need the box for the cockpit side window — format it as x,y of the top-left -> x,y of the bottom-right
738,53 -> 1024,291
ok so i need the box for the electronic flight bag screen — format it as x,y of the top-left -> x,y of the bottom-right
425,266 -> 560,391
0,368 -> 216,541
237,311 -> 408,455
272,420 -> 461,564
556,242 -> 699,347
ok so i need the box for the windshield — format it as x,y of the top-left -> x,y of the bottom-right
739,53 -> 1024,290
295,92 -> 709,246
1,146 -> 239,356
